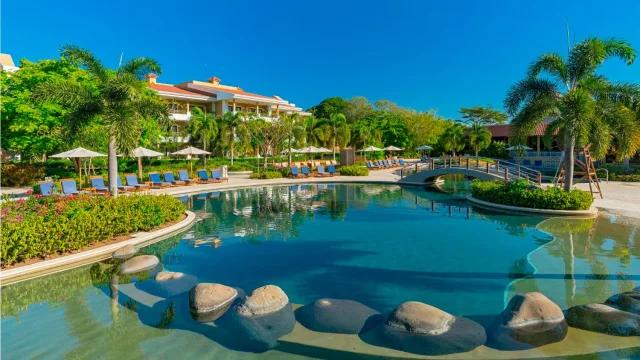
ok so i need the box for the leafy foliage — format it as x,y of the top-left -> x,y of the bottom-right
1,163 -> 45,187
0,194 -> 185,266
249,170 -> 283,179
338,165 -> 369,176
471,180 -> 593,210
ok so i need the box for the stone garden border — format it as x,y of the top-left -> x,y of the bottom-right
467,195 -> 598,218
0,211 -> 196,285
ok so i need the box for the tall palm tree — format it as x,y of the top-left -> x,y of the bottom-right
187,107 -> 218,153
280,112 -> 305,166
319,113 -> 348,160
467,123 -> 492,161
505,38 -> 638,190
441,124 -> 465,156
218,111 -> 249,165
33,46 -> 168,196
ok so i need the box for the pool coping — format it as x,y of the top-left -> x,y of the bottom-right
466,195 -> 598,217
0,211 -> 197,286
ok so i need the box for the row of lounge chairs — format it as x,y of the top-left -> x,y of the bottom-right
366,159 -> 406,170
290,164 -> 337,178
37,169 -> 229,196
276,160 -> 338,169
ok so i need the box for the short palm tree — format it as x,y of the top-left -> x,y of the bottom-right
467,123 -> 493,160
441,124 -> 466,156
218,111 -> 249,165
505,38 -> 638,190
280,112 -> 305,166
34,46 -> 168,195
319,113 -> 348,160
188,107 -> 218,153
460,106 -> 507,161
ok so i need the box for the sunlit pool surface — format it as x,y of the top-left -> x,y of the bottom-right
2,183 -> 639,359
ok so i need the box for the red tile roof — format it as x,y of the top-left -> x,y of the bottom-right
149,83 -> 209,97
487,120 -> 553,137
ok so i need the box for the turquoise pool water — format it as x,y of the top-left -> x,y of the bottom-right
1,183 -> 638,359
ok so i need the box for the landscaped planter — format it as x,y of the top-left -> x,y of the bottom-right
228,171 -> 253,177
466,196 -> 598,217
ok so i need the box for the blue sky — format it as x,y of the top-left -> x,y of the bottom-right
3,0 -> 639,118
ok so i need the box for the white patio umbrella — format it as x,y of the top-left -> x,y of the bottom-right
172,146 -> 211,174
317,147 -> 332,153
506,145 -> 533,151
131,146 -> 163,179
415,145 -> 433,151
384,145 -> 403,151
359,146 -> 383,152
51,147 -> 107,184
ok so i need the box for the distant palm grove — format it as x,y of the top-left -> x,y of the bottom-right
1,38 -> 639,188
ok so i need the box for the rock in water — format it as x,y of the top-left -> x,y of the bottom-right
229,285 -> 295,352
119,255 -> 160,275
489,292 -> 567,350
566,303 -> 640,336
112,244 -> 137,260
148,271 -> 197,298
606,291 -> 640,315
189,283 -> 238,322
296,298 -> 382,334
381,301 -> 486,355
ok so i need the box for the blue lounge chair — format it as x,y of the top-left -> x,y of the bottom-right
60,179 -> 80,195
399,159 -> 406,166
534,160 -> 543,167
178,169 -> 194,184
125,174 -> 150,190
301,166 -> 311,177
315,165 -> 331,177
90,176 -> 109,193
163,172 -> 185,186
197,169 -> 217,183
210,170 -> 224,183
116,176 -> 134,192
148,172 -> 171,187
327,165 -> 337,175
290,166 -> 303,178
38,181 -> 54,196
522,159 -> 531,166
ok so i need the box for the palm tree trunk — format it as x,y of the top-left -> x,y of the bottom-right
564,135 -> 575,191
230,127 -> 236,165
288,132 -> 293,167
332,133 -> 337,161
108,135 -> 119,197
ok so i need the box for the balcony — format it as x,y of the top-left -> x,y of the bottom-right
169,112 -> 191,122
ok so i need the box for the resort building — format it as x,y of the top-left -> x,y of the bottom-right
146,74 -> 310,143
0,53 -> 20,73
487,119 -> 563,171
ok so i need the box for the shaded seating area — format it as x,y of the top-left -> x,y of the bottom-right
125,174 -> 150,191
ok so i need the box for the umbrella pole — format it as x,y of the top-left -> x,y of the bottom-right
138,157 -> 143,180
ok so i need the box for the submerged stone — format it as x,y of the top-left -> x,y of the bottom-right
606,291 -> 640,315
296,298 -> 382,334
228,285 -> 295,352
566,303 -> 640,336
488,292 -> 567,350
112,244 -> 137,260
189,283 -> 238,322
148,271 -> 197,298
119,255 -> 160,275
381,301 -> 486,355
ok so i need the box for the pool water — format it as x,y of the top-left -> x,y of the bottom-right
1,183 -> 639,359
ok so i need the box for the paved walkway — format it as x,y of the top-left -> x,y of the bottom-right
575,181 -> 640,219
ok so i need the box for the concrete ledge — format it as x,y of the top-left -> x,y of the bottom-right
0,211 -> 196,286
467,196 -> 598,218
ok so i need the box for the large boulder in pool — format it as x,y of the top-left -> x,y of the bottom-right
488,292 -> 567,350
189,283 -> 238,322
566,303 -> 640,336
147,271 -> 198,298
605,291 -> 640,315
381,301 -> 486,355
228,285 -> 295,352
112,244 -> 137,260
119,255 -> 160,276
296,298 -> 382,334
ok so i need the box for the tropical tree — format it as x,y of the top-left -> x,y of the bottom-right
505,37 -> 638,190
218,111 -> 249,165
466,123 -> 493,160
280,112 -> 305,166
440,123 -> 466,156
459,106 -> 506,161
33,46 -> 168,195
319,113 -> 349,160
188,107 -> 218,153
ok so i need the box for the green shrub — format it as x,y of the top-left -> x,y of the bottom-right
610,174 -> 640,182
471,179 -> 593,210
339,165 -> 369,176
0,194 -> 185,266
249,171 -> 283,179
1,163 -> 45,187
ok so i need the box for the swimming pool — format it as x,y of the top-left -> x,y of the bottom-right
1,183 -> 638,359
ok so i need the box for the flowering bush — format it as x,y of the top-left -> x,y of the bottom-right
471,180 -> 593,211
1,194 -> 185,266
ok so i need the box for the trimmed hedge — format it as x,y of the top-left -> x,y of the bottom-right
249,170 -> 283,179
338,165 -> 369,176
471,179 -> 593,211
0,194 -> 185,266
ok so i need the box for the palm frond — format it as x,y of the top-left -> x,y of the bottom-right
568,38 -> 636,84
61,45 -> 108,80
504,78 -> 558,115
593,83 -> 640,111
118,57 -> 162,80
511,96 -> 558,144
527,53 -> 568,85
